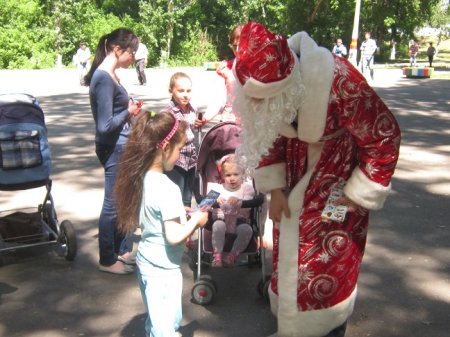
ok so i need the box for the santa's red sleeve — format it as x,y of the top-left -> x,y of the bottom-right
342,79 -> 401,210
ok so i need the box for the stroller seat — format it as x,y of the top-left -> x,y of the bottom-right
202,230 -> 258,254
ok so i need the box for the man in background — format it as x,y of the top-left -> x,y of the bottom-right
75,42 -> 91,85
135,40 -> 148,85
359,32 -> 377,80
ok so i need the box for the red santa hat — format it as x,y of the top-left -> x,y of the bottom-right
231,22 -> 303,171
233,21 -> 298,99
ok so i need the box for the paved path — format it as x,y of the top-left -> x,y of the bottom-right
0,66 -> 449,337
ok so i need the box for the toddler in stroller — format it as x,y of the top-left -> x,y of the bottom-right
207,154 -> 254,267
190,121 -> 268,305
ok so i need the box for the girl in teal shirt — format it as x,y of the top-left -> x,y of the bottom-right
115,111 -> 208,337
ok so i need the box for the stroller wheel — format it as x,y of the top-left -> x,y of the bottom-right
257,275 -> 271,302
57,220 -> 77,261
247,253 -> 261,268
191,278 -> 216,305
199,274 -> 218,292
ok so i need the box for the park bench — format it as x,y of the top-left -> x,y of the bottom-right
403,66 -> 433,78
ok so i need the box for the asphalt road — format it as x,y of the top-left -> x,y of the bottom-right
0,65 -> 449,337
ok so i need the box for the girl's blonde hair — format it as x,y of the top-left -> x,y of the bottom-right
169,71 -> 191,90
115,111 -> 187,234
217,153 -> 244,178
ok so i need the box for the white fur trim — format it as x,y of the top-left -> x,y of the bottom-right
279,123 -> 297,138
275,177 -> 307,336
239,51 -> 300,99
253,163 -> 286,193
269,286 -> 357,337
344,168 -> 391,210
269,142 -> 356,337
287,32 -> 335,143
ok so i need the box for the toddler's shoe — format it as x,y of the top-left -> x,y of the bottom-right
212,253 -> 223,268
223,252 -> 238,267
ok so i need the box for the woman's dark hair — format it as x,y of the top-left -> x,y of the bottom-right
84,28 -> 139,86
115,111 -> 187,234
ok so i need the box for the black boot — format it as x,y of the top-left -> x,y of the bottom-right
323,322 -> 347,337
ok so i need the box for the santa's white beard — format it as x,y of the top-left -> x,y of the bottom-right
233,69 -> 305,172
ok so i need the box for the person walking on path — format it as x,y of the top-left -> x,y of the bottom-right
427,42 -> 436,67
75,42 -> 91,85
84,28 -> 142,275
409,40 -> 419,67
332,38 -> 348,58
232,21 -> 401,337
114,110 -> 208,337
135,40 -> 149,85
360,32 -> 377,80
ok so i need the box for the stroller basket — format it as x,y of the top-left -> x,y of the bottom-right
0,211 -> 44,245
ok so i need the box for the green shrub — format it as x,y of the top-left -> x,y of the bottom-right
168,25 -> 218,67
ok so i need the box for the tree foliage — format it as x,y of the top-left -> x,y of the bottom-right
0,0 -> 446,69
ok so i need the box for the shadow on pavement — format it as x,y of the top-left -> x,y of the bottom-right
0,70 -> 449,337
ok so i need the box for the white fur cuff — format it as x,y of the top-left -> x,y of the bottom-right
253,163 -> 286,193
344,168 -> 391,210
269,286 -> 357,337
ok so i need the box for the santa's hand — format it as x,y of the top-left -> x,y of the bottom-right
269,188 -> 291,223
335,195 -> 365,213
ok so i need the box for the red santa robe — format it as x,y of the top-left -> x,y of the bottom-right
248,32 -> 401,336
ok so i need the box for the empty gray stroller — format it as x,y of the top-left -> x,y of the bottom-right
0,94 -> 77,264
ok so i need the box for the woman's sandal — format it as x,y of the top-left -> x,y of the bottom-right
99,261 -> 134,275
118,251 -> 137,265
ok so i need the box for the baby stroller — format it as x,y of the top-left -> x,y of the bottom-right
0,94 -> 77,265
189,121 -> 270,305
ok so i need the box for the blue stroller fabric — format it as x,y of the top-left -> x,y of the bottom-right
0,94 -> 52,188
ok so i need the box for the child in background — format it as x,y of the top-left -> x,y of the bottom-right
114,110 -> 208,337
200,24 -> 243,125
163,72 -> 202,207
207,154 -> 254,267
409,40 -> 419,66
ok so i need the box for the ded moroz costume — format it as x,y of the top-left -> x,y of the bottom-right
232,22 -> 401,337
